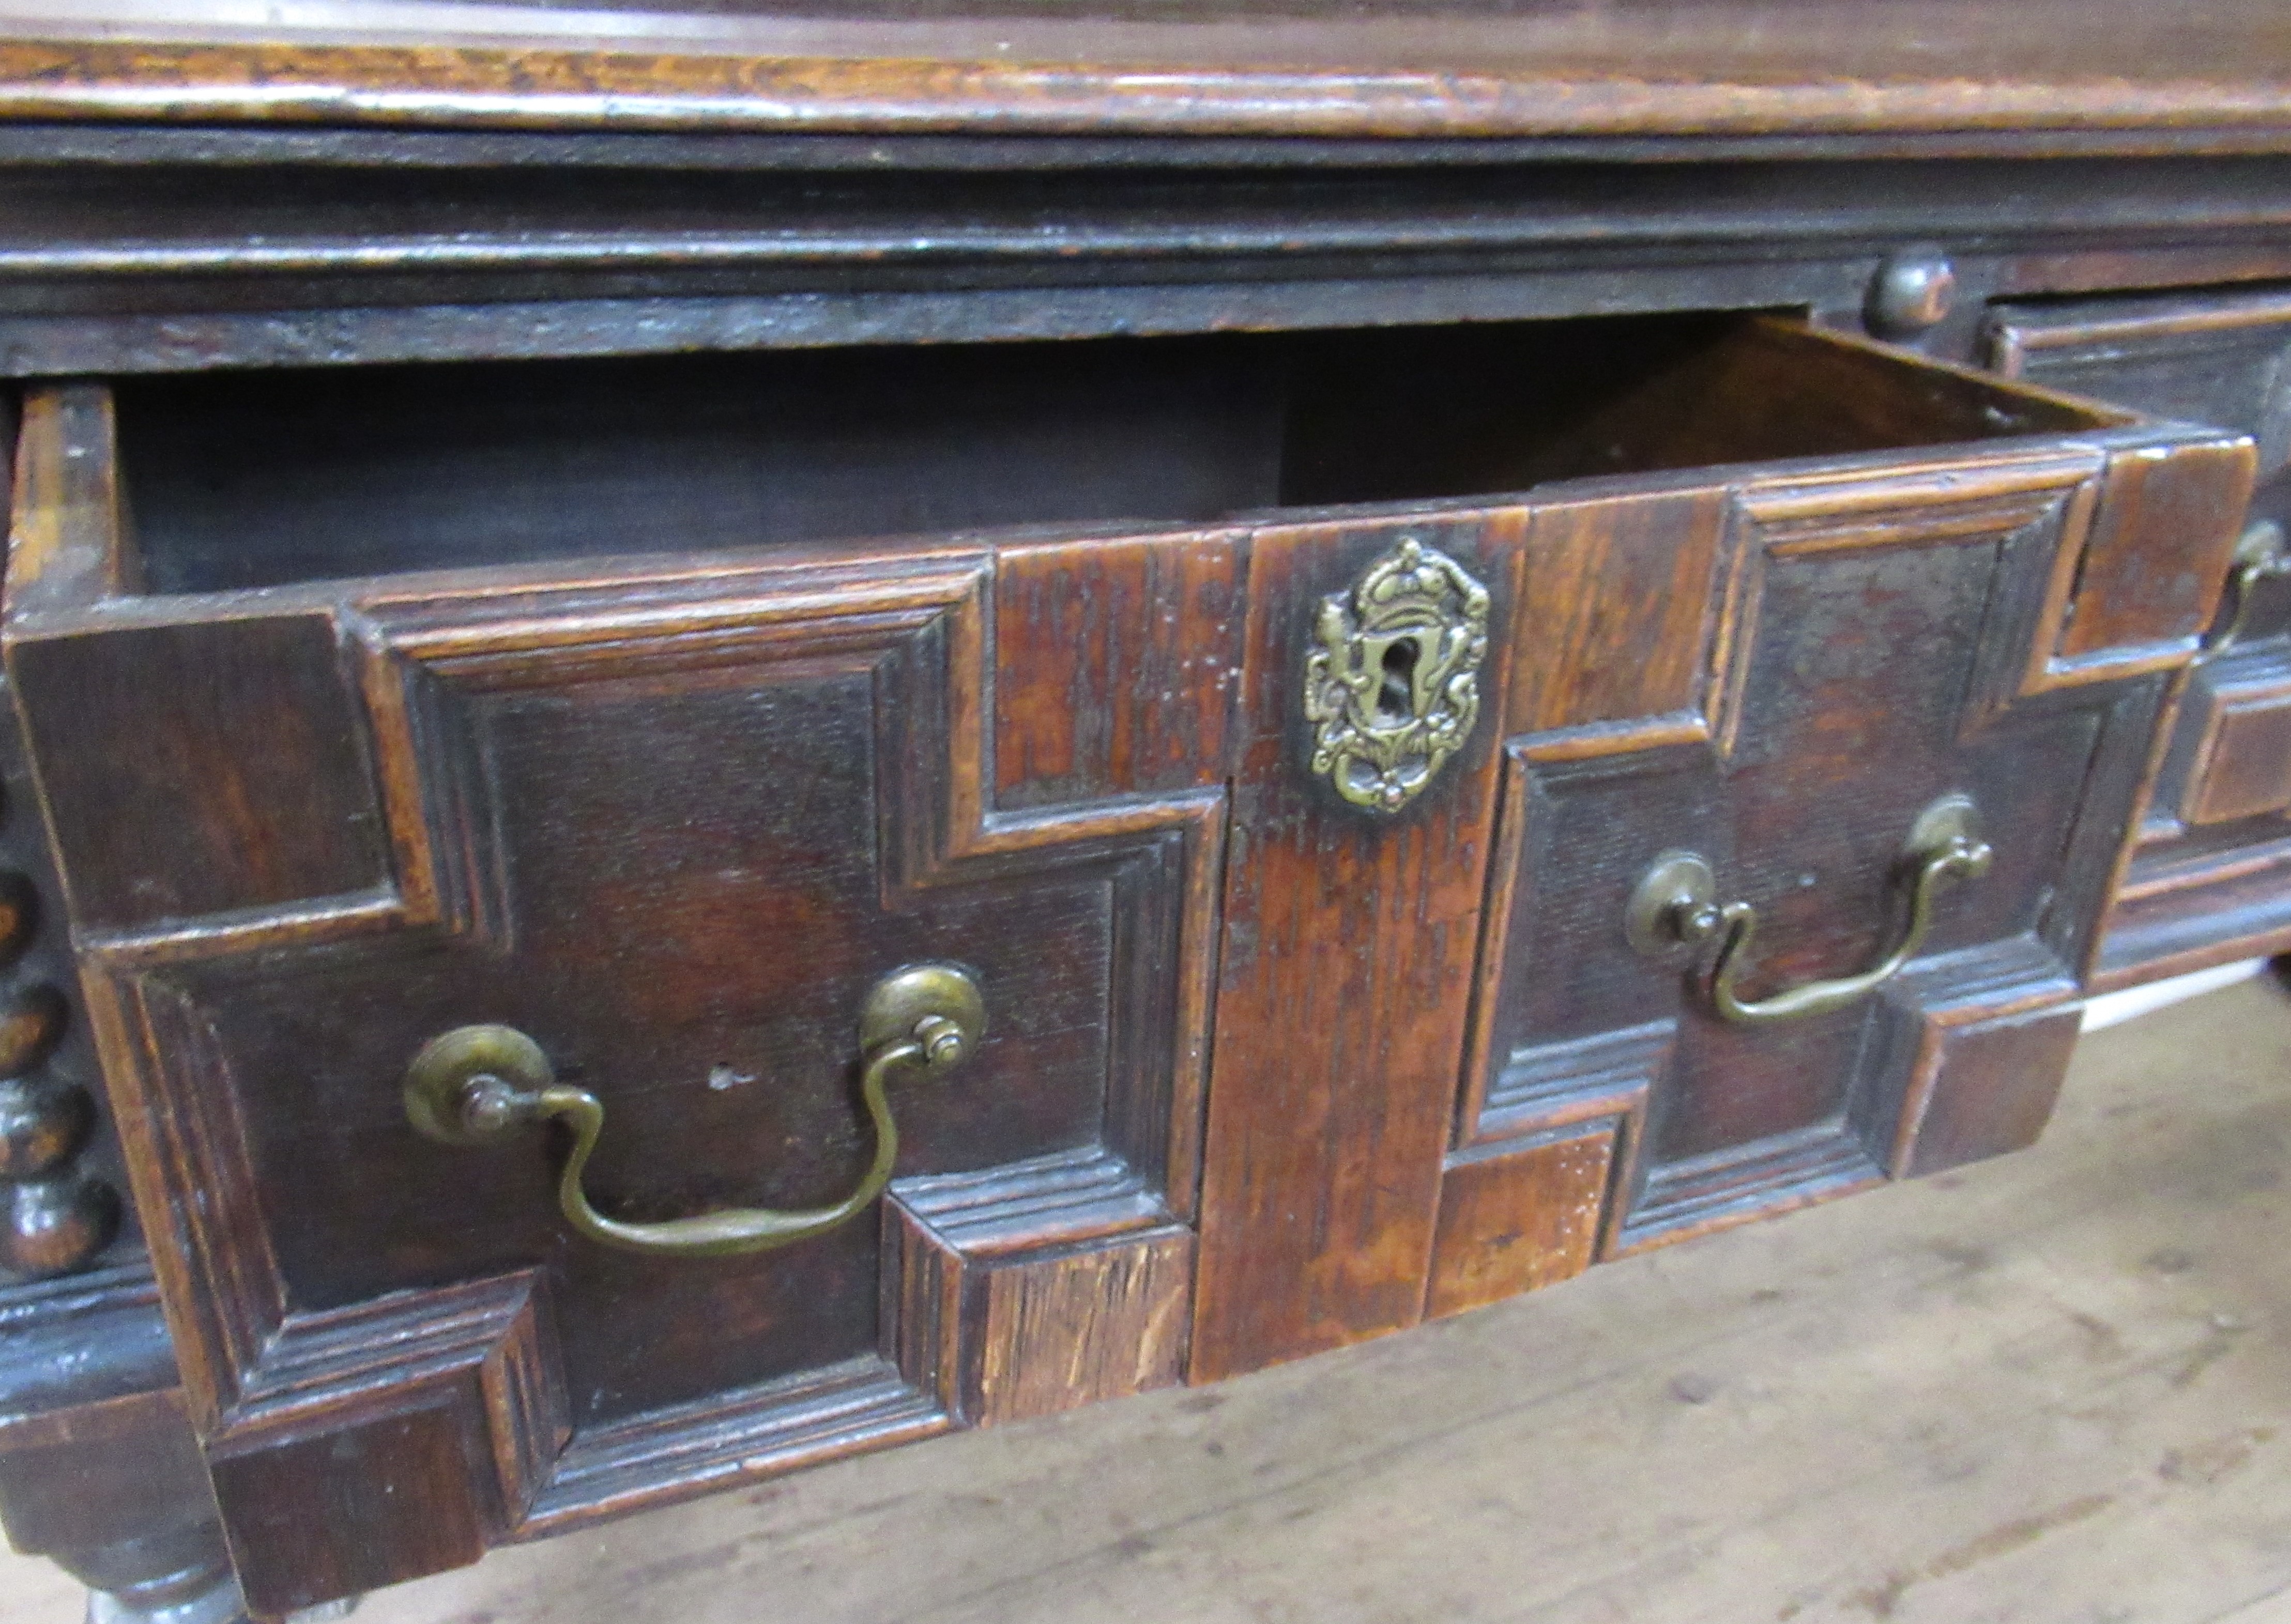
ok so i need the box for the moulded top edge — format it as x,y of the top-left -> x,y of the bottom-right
0,2 -> 2289,145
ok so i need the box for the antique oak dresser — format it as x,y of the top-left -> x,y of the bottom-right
0,4 -> 2283,1618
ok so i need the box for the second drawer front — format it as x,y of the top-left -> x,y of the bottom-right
1196,452 -> 2193,1375
1989,286 -> 2291,978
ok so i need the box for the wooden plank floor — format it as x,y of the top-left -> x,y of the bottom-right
10,975 -> 2291,1624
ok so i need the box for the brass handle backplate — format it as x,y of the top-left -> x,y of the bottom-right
403,962 -> 985,1257
2199,518 -> 2289,664
1626,794 -> 1993,1027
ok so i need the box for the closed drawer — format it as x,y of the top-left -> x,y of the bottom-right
1987,287 -> 2291,499
4,312 -> 2248,1609
1988,287 -> 2291,978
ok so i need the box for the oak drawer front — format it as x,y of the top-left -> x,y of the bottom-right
1182,320 -> 2236,1383
1988,288 -> 2291,982
1443,470 -> 2147,1272
1,314 -> 2247,1606
1987,287 -> 2291,496
1191,321 -> 2248,1378
7,392 -> 1236,1610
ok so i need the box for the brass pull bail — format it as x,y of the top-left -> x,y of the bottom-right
2198,517 -> 2289,665
403,963 -> 984,1257
1626,794 -> 1993,1027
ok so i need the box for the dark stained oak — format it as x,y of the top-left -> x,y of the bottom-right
993,533 -> 1246,813
1989,285 -> 2291,987
1188,508 -> 1519,1383
5,147 -> 2291,380
0,3 -> 2288,146
0,29 -> 2280,1618
887,1162 -> 1194,1428
6,307 -> 2259,1596
8,369 -> 1239,1606
15,616 -> 391,933
2179,675 -> 2291,826
1424,1128 -> 1615,1322
1454,439 -> 2220,1269
0,1383 -> 245,1624
1498,488 -> 1730,741
1186,317 -> 2240,1380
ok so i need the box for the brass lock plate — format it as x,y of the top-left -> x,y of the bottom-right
1303,538 -> 1491,813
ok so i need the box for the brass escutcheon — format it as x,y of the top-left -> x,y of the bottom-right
403,962 -> 985,1257
1626,793 -> 1994,1026
1303,537 -> 1491,813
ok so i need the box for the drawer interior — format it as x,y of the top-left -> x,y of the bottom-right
114,311 -> 2110,594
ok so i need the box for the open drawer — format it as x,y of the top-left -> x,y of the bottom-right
1,313 -> 2250,1611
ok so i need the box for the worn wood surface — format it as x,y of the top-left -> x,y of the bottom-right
6,372 -> 1238,1608
0,20 -> 2284,1618
1,309 -> 2249,1603
1189,316 -> 2195,1384
3,151 -> 2290,380
1424,1128 -> 1614,1321
0,392 -> 189,1609
1188,509 -> 1518,1382
0,1385 -> 241,1624
2181,672 -> 2291,827
1990,285 -> 2291,989
1459,428 -> 2202,1273
0,202 -> 2279,1617
111,350 -> 1282,594
0,3 -> 2289,146
0,974 -> 2248,1624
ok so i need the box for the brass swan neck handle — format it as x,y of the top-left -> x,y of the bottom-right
1627,794 -> 1993,1027
403,963 -> 984,1257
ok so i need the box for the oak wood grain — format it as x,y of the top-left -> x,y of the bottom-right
0,7 -> 2289,146
1990,286 -> 2291,986
303,978 -> 2291,1624
994,533 -> 1245,810
1424,1129 -> 1616,1321
1500,488 -> 1729,742
8,385 -> 1233,1603
1189,510 -> 1519,1382
0,28 -> 2285,1621
12,615 -> 392,932
888,1187 -> 1192,1428
0,300 -> 2261,1611
2182,675 -> 2291,825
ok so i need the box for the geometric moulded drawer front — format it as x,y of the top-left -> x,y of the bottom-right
1188,324 -> 2251,1380
2179,666 -> 2291,825
8,385 -> 1234,1611
2,314 -> 2253,1609
1459,467 -> 2149,1264
1987,286 -> 2291,985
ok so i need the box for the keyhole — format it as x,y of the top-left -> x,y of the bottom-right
1378,638 -> 1419,721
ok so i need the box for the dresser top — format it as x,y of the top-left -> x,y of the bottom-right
0,0 -> 2286,148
